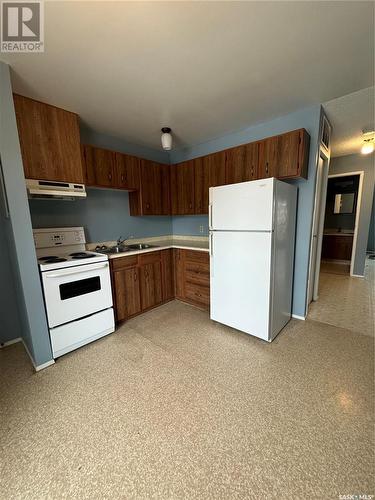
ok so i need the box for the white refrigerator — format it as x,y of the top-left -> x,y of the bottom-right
209,177 -> 297,342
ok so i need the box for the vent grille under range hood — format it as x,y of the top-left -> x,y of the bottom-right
26,179 -> 87,200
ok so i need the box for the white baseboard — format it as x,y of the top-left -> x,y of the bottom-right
292,314 -> 306,321
22,339 -> 55,372
0,337 -> 22,348
351,274 -> 364,278
35,359 -> 55,371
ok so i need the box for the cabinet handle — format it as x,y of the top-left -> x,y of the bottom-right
265,162 -> 269,174
189,202 -> 192,209
134,272 -> 137,282
108,172 -> 112,181
146,203 -> 150,209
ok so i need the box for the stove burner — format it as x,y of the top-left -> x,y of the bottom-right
39,255 -> 58,260
42,257 -> 67,263
69,252 -> 94,260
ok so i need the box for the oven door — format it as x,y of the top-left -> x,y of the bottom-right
41,262 -> 113,328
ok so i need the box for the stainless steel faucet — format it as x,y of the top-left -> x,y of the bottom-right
116,235 -> 133,246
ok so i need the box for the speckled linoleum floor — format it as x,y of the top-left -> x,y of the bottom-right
1,275 -> 374,499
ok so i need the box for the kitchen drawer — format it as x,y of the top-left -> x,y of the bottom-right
138,251 -> 162,265
185,282 -> 210,308
185,261 -> 210,286
111,255 -> 138,270
184,250 -> 209,264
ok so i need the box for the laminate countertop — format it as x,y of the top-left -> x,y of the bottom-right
92,238 -> 209,260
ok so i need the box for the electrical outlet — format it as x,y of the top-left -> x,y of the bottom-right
199,225 -> 204,233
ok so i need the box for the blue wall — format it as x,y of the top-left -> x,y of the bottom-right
368,191 -> 375,253
81,126 -> 169,165
30,188 -> 172,243
0,62 -> 53,366
170,105 -> 322,318
0,209 -> 22,344
172,215 -> 209,236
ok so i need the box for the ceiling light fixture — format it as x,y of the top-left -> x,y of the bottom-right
161,127 -> 172,151
361,129 -> 375,155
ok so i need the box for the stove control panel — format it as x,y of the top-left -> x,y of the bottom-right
33,227 -> 86,249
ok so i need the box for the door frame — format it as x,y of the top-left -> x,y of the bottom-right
326,171 -> 364,277
307,149 -> 330,307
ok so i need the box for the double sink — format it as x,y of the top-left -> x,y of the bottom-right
102,243 -> 159,254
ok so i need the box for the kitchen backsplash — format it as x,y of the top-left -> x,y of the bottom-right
29,187 -> 210,241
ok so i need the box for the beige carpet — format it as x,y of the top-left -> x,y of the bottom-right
1,300 -> 374,499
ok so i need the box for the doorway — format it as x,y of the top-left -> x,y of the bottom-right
308,169 -> 364,306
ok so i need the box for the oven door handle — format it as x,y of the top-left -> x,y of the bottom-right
44,262 -> 109,278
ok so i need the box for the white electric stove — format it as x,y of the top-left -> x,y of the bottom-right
34,227 -> 115,359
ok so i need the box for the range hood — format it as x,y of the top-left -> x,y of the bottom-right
26,179 -> 87,200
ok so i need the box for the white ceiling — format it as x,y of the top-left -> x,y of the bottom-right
324,87 -> 374,157
2,1 -> 374,151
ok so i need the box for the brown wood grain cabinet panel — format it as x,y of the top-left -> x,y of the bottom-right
13,94 -> 83,183
113,267 -> 141,321
184,282 -> 210,309
206,151 -> 226,188
225,145 -> 246,184
174,249 -> 185,299
114,152 -> 140,190
194,157 -> 209,214
258,136 -> 279,179
171,161 -> 195,215
161,249 -> 175,302
277,129 -> 309,179
321,235 -> 353,261
129,160 -> 170,215
83,145 -> 114,187
140,262 -> 163,310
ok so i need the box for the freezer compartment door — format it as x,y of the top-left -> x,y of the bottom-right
210,231 -> 272,340
209,178 -> 274,231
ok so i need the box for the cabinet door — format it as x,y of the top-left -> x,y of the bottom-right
258,136 -> 279,179
206,151 -> 226,188
113,267 -> 141,321
114,153 -> 140,190
194,158 -> 209,214
278,129 -> 310,179
171,162 -> 195,214
161,249 -> 175,301
160,163 -> 171,215
143,160 -> 165,214
244,142 -> 259,180
84,145 -> 114,187
140,262 -> 163,310
174,249 -> 185,299
225,145 -> 247,184
14,94 -> 83,183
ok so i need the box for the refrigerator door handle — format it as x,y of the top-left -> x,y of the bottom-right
209,203 -> 213,229
209,232 -> 214,278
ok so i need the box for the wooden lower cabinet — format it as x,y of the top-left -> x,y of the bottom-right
139,253 -> 163,310
111,248 -> 210,322
321,235 -> 353,261
173,249 -> 210,310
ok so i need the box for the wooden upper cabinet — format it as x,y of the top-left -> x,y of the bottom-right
171,161 -> 195,215
225,145 -> 247,184
13,94 -> 84,184
258,136 -> 279,179
225,142 -> 258,184
114,153 -> 140,190
277,129 -> 310,179
194,157 -> 209,214
83,145 -> 114,187
129,160 -> 170,215
206,151 -> 226,188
